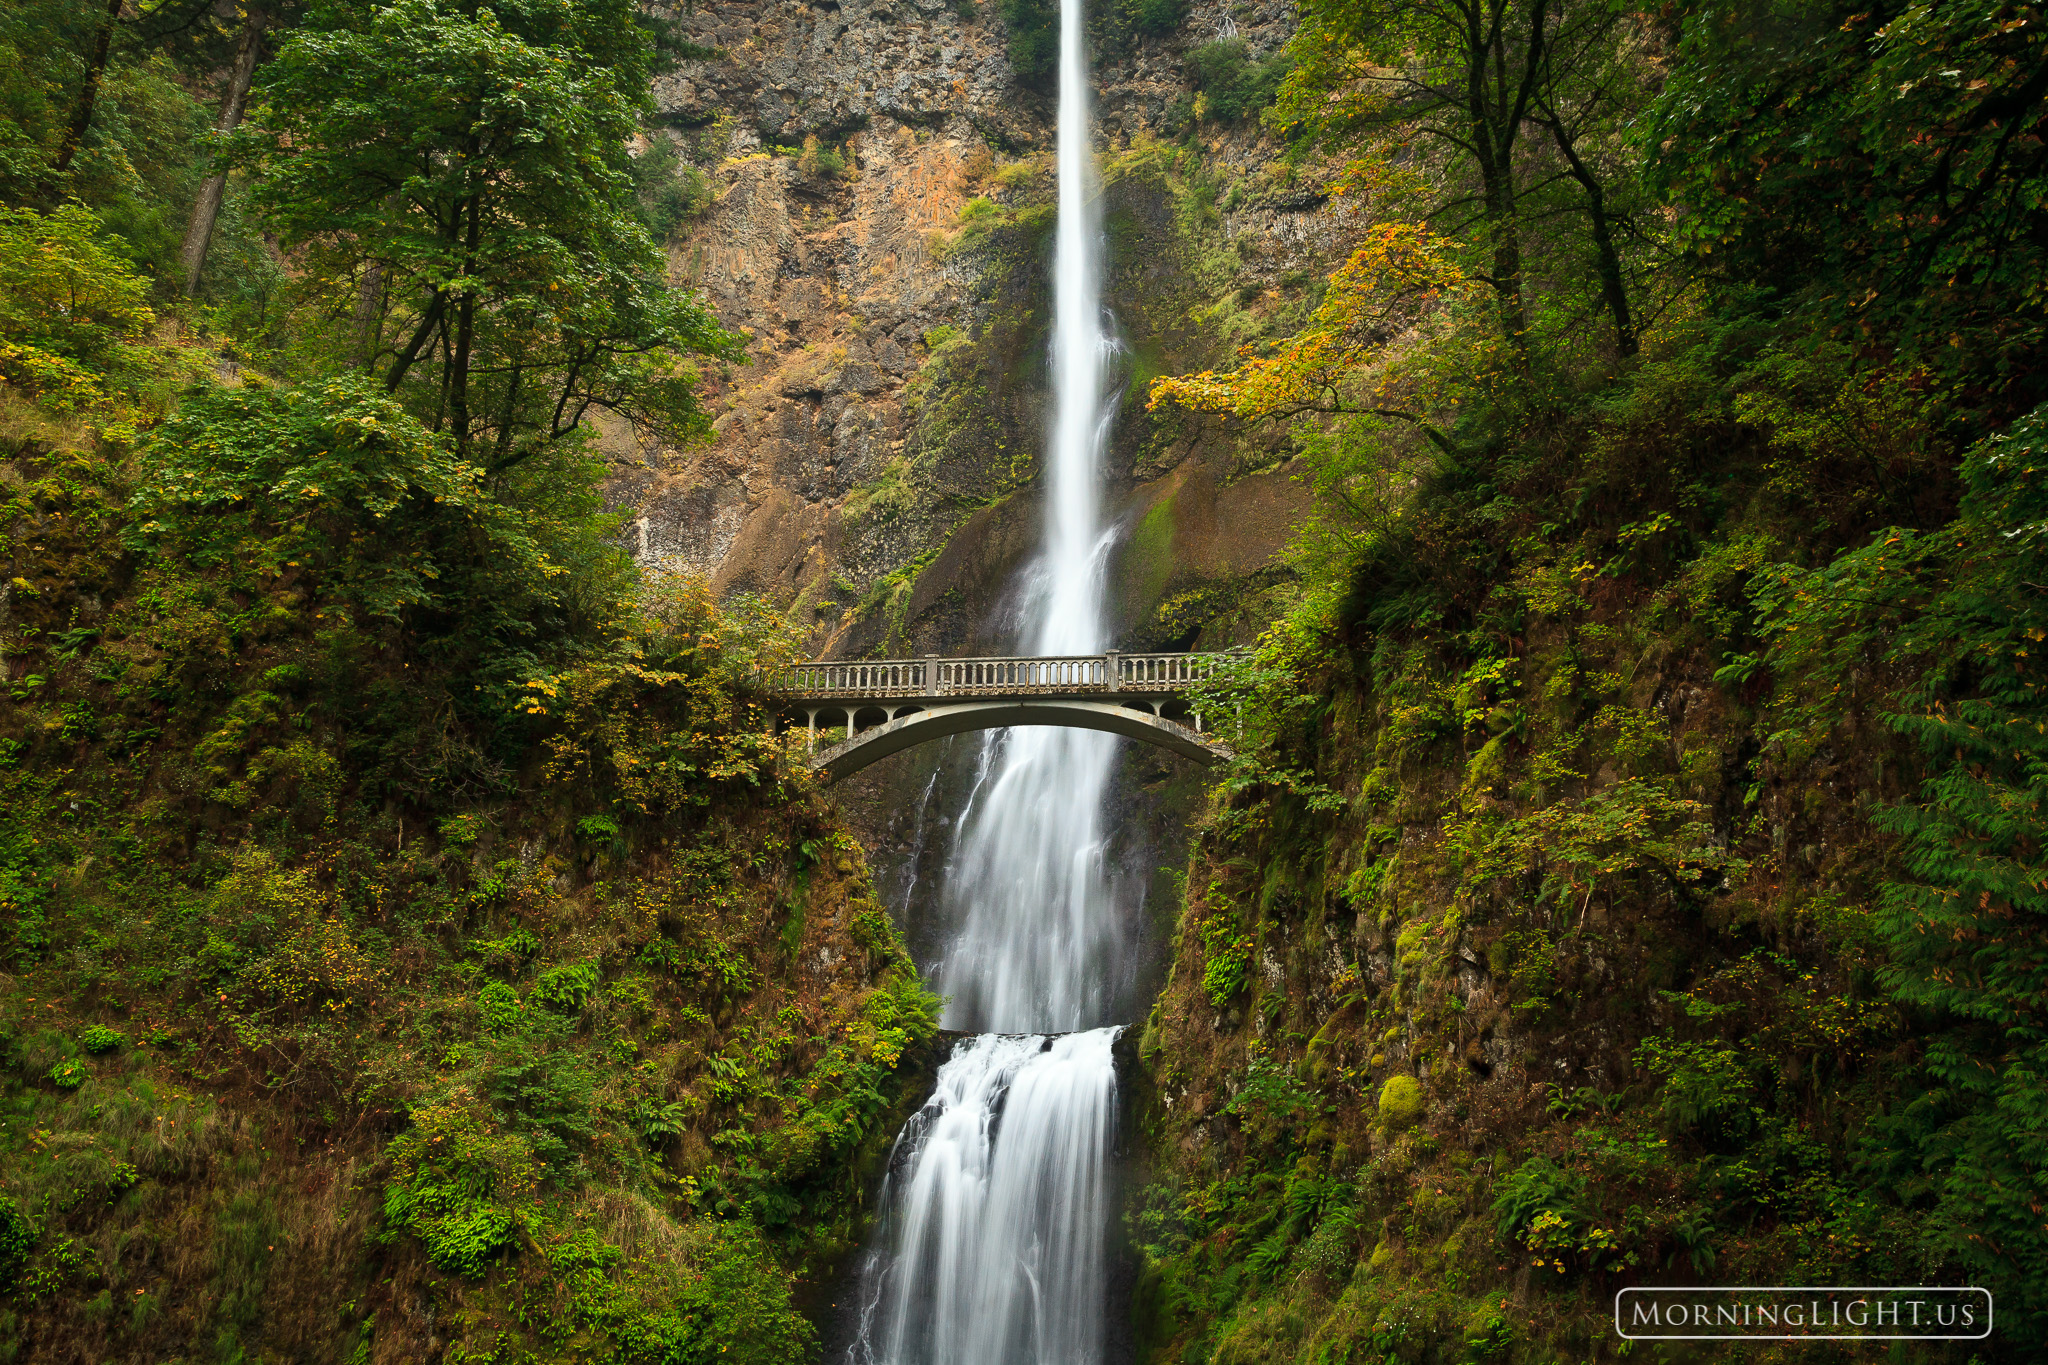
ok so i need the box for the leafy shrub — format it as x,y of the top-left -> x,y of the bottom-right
1001,0 -> 1057,87
486,1052 -> 597,1168
46,1057 -> 89,1089
530,962 -> 600,1014
0,1195 -> 30,1293
631,133 -> 713,241
78,1026 -> 123,1054
1186,40 -> 1292,124
130,376 -> 554,617
0,1196 -> 32,1290
382,1092 -> 539,1278
0,202 -> 170,410
1200,914 -> 1255,1005
849,906 -> 898,957
1136,0 -> 1188,35
1491,1156 -> 1584,1243
573,810 -> 618,843
797,134 -> 846,179
1226,1053 -> 1317,1149
477,982 -> 522,1033
1635,1036 -> 1759,1146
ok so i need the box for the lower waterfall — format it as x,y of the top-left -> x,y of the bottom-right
847,1031 -> 1120,1365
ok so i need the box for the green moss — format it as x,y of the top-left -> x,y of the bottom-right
1378,1075 -> 1425,1130
1128,492 -> 1179,614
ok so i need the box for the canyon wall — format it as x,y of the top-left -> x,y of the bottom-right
611,0 -> 1340,659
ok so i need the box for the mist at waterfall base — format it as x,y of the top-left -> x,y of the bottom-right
845,2 -> 1131,1363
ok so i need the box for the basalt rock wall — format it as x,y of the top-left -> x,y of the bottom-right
611,0 -> 1342,661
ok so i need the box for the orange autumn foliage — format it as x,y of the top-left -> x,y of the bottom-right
1147,222 -> 1469,425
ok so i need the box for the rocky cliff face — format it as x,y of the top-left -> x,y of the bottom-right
610,0 -> 1339,659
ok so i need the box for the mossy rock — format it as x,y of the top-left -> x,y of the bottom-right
1378,1074 -> 1424,1130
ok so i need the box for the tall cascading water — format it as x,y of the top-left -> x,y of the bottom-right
929,0 -> 1125,1037
846,3 -> 1128,1363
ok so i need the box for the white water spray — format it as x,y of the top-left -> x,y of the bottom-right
849,4 -> 1127,1363
850,1031 -> 1120,1365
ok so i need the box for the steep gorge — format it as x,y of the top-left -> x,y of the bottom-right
6,0 -> 2048,1361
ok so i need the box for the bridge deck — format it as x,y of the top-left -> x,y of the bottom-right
777,651 -> 1219,703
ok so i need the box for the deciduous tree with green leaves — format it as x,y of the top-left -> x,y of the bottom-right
1645,0 -> 2048,418
233,0 -> 742,465
1275,0 -> 1651,362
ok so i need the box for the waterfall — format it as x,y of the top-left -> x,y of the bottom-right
929,0 -> 1125,1036
848,4 -> 1126,1364
849,1032 -> 1120,1365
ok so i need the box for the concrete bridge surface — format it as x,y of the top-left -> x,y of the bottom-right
772,652 -> 1234,783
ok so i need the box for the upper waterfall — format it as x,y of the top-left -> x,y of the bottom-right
928,0 -> 1129,1035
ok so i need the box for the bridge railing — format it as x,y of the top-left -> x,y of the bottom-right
775,651 -> 1228,699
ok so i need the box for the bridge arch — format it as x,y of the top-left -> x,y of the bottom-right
807,700 -> 1230,783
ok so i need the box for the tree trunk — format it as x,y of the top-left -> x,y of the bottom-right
353,261 -> 387,367
1546,116 -> 1637,358
179,13 -> 267,295
385,290 -> 447,391
449,196 -> 483,451
45,0 -> 125,188
1462,0 -> 1545,363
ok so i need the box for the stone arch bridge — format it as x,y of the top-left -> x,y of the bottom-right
773,652 -> 1233,783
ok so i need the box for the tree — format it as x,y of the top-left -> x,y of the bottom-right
1525,1 -> 1646,356
42,0 -> 124,190
1275,0 -> 1650,362
1148,221 -> 1469,458
233,0 -> 743,465
1644,0 -> 2048,417
177,8 -> 267,294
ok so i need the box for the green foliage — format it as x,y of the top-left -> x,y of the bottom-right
1001,0 -> 1057,88
0,822 -> 54,965
575,812 -> 622,843
1764,403 -> 2048,1330
1454,777 -> 1746,920
0,5 -> 942,1362
132,378 -> 542,619
0,1195 -> 33,1291
1134,0 -> 1189,35
1186,41 -> 1292,124
1646,0 -> 2048,406
78,1026 -> 122,1054
235,0 -> 742,462
46,1057 -> 89,1089
1226,1051 -> 1317,1148
477,982 -> 523,1033
381,1092 -> 535,1278
1636,1037 -> 1759,1146
1186,641 -> 1345,829
530,961 -> 600,1013
0,203 -> 176,412
631,132 -> 714,242
1199,912 -> 1255,1006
